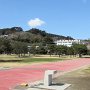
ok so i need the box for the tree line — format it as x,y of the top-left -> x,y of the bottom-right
0,37 -> 88,57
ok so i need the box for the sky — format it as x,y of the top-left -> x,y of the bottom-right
0,0 -> 90,39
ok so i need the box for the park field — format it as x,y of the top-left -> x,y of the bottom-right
0,54 -> 78,68
54,66 -> 90,90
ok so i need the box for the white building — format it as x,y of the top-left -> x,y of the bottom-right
55,39 -> 81,47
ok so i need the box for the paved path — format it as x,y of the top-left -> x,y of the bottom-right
0,58 -> 90,90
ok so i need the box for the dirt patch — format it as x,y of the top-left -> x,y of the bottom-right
54,67 -> 90,90
0,67 -> 12,70
0,62 -> 29,68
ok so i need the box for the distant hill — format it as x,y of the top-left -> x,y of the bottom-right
0,27 -> 23,35
27,28 -> 74,40
0,27 -> 74,44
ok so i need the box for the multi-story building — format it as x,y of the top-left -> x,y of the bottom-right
55,39 -> 81,47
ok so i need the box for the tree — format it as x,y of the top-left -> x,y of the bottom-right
35,46 -> 46,54
72,44 -> 87,57
30,45 -> 37,56
47,44 -> 56,56
11,41 -> 28,57
43,36 -> 53,45
0,38 -> 12,54
56,45 -> 67,57
67,47 -> 75,57
56,45 -> 62,57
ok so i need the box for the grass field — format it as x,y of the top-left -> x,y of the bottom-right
54,66 -> 90,90
0,54 -> 78,68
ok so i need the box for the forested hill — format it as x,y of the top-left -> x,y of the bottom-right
0,27 -> 23,35
0,27 -> 74,40
0,27 -> 74,43
27,28 -> 74,40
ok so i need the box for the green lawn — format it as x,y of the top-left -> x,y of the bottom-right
22,58 -> 63,63
0,54 -> 77,63
0,54 -> 78,67
83,67 -> 90,73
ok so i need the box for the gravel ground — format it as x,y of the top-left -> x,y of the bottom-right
54,67 -> 90,90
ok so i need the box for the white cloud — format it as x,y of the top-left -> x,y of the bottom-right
82,0 -> 87,4
28,18 -> 45,27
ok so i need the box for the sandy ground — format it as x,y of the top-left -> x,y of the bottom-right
54,66 -> 90,90
0,62 -> 30,68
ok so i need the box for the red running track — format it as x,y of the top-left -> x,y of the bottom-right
0,58 -> 90,90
